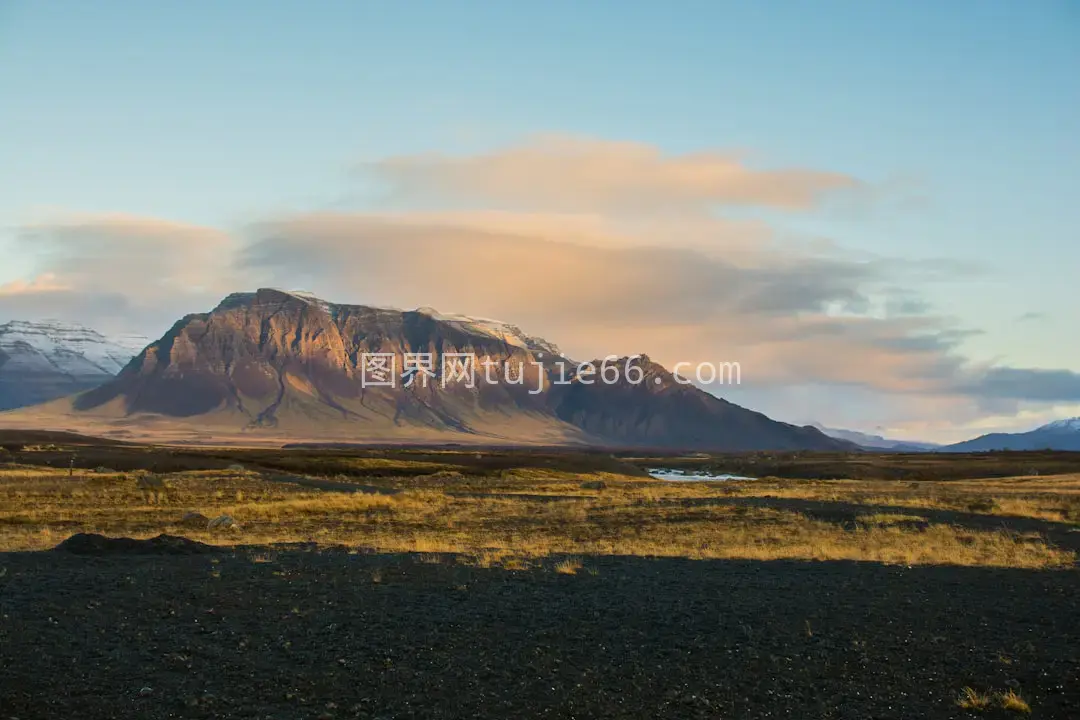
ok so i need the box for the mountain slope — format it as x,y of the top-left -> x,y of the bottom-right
943,418 -> 1080,452
0,321 -> 147,411
1,289 -> 846,450
554,358 -> 839,451
811,423 -> 940,452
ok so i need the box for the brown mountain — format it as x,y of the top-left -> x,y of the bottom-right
0,289 -> 846,450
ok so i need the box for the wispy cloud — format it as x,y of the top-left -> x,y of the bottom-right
0,273 -> 67,296
2,137 -> 1076,439
1,213 -> 243,334
239,211 -> 1041,402
17,213 -> 234,296
361,135 -> 862,214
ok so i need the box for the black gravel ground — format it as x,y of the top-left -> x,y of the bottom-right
1,543 -> 1078,719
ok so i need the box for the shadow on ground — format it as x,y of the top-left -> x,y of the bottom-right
1,546 -> 1077,719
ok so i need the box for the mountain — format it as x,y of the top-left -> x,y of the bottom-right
811,423 -> 940,452
0,321 -> 148,411
0,289 -> 847,450
943,417 -> 1080,452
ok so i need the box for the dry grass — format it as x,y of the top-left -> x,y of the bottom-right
855,513 -> 929,526
956,687 -> 1032,714
1000,689 -> 1032,714
956,686 -> 994,710
554,557 -> 584,575
0,467 -> 1075,569
691,475 -> 1080,525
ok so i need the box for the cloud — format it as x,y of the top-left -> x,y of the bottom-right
961,367 -> 1080,403
2,137 -> 1076,440
240,213 -> 966,392
0,273 -> 67,295
1,213 -> 243,335
240,208 -> 1080,434
17,214 -> 233,296
243,211 -> 888,324
361,135 -> 861,215
0,290 -> 144,332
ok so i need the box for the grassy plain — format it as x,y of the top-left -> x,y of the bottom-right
1,434 -> 1076,569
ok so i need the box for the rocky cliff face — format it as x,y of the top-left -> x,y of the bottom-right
69,289 -> 845,450
0,321 -> 147,411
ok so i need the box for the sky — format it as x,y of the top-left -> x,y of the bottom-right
1,1 -> 1078,442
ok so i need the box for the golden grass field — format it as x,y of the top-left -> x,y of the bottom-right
2,460 -> 1077,570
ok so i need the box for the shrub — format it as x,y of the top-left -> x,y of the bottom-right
966,499 -> 999,514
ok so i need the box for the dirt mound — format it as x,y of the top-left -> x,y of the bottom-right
53,533 -> 218,555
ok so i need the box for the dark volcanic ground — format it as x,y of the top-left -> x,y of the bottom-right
1,545 -> 1077,719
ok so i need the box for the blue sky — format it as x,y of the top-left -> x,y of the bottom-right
1,1 -> 1078,440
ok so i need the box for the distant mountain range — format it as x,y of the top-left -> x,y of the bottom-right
0,321 -> 147,412
817,419 -> 1080,453
811,423 -> 941,452
941,418 -> 1080,452
0,289 -> 848,451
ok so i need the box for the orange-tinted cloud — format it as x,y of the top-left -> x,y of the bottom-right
242,213 -> 960,387
364,135 -> 861,215
2,213 -> 243,334
18,213 -> 234,296
0,273 -> 67,296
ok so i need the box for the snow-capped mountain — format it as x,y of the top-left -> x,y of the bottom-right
1040,417 -> 1080,433
0,320 -> 148,411
943,417 -> 1080,452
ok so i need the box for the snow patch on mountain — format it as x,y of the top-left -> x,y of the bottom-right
943,415 -> 1080,452
1038,417 -> 1080,433
0,320 -> 148,376
213,291 -> 565,357
414,307 -> 563,357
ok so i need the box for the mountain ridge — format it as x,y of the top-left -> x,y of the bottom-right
943,416 -> 1080,452
0,320 -> 147,411
0,289 -> 847,451
811,423 -> 941,452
